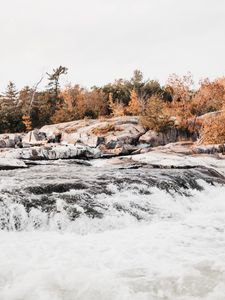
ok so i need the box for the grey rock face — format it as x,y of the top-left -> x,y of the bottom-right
39,116 -> 145,148
139,128 -> 178,147
0,134 -> 23,148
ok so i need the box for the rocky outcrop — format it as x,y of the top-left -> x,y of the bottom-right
136,141 -> 225,156
39,116 -> 145,147
139,128 -> 178,147
192,144 -> 225,155
0,114 -> 224,161
0,144 -> 101,161
22,116 -> 145,157
0,134 -> 23,148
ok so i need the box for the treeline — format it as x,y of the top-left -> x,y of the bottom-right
1,67 -> 225,143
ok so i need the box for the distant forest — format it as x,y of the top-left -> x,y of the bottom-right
1,67 -> 225,144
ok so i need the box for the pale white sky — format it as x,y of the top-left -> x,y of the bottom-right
0,0 -> 225,91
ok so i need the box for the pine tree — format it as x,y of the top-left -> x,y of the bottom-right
47,66 -> 68,98
0,82 -> 24,133
46,66 -> 68,116
2,81 -> 19,110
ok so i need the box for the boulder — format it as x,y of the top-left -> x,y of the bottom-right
61,131 -> 100,148
103,123 -> 145,146
0,134 -> 23,148
0,140 -> 6,148
22,129 -> 47,146
39,119 -> 94,143
139,128 -> 177,147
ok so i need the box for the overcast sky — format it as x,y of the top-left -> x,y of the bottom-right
0,0 -> 225,91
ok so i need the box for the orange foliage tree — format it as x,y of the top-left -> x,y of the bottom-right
191,78 -> 225,116
166,73 -> 194,131
51,85 -> 109,123
200,110 -> 225,144
127,89 -> 142,115
108,93 -> 125,117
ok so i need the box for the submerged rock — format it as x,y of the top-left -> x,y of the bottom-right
0,154 -> 225,231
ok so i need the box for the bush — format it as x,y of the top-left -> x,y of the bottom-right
140,95 -> 174,132
191,79 -> 225,116
200,110 -> 225,144
126,90 -> 142,115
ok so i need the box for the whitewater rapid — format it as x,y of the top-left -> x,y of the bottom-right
0,159 -> 225,300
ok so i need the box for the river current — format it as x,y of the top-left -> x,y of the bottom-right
0,158 -> 225,300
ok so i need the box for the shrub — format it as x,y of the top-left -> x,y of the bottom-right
108,93 -> 126,117
127,89 -> 142,115
191,79 -> 225,116
200,110 -> 225,144
91,124 -> 122,135
140,95 -> 174,132
22,115 -> 32,132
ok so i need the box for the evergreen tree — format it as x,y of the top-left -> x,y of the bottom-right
46,66 -> 68,116
47,66 -> 68,98
130,70 -> 144,91
2,81 -> 19,109
0,82 -> 24,133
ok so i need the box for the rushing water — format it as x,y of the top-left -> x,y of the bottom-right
0,159 -> 225,300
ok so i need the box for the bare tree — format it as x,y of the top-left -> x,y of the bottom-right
28,75 -> 44,114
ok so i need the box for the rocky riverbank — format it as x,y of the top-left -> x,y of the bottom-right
0,116 -> 225,169
1,120 -> 225,300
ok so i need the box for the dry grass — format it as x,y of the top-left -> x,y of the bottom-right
64,127 -> 77,134
91,124 -> 122,135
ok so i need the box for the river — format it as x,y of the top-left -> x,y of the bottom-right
0,157 -> 225,300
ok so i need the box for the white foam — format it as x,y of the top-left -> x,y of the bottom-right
1,182 -> 225,299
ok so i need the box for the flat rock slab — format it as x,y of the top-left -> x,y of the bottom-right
0,158 -> 27,170
131,151 -> 225,174
0,144 -> 101,161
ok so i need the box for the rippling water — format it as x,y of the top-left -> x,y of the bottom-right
0,159 -> 225,299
